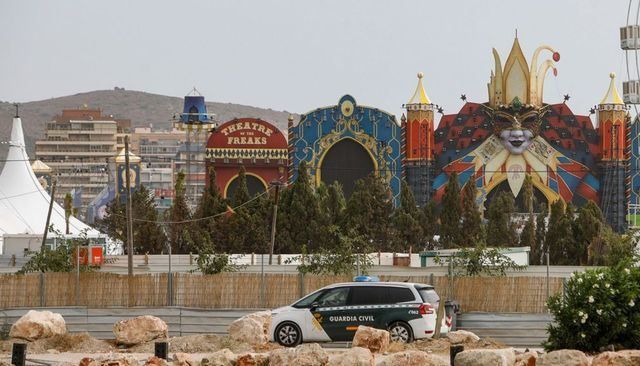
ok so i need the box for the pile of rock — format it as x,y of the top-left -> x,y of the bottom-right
9,310 -> 67,341
113,315 -> 168,345
227,310 -> 272,346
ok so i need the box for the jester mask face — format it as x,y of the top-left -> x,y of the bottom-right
491,104 -> 546,155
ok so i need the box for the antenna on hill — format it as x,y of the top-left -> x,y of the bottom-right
13,103 -> 19,118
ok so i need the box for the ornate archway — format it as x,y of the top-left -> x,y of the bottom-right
318,138 -> 375,198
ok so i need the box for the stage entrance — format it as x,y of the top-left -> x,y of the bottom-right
320,138 -> 374,198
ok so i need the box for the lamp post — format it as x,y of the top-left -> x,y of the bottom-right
268,180 -> 284,265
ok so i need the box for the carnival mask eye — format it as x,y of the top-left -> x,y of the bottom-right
521,115 -> 540,136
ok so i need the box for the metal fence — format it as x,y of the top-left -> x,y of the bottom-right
0,272 -> 564,313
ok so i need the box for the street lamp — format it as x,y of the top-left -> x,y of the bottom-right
268,180 -> 285,265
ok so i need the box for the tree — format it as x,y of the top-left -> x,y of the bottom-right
421,201 -> 439,250
295,227 -> 371,276
97,185 -> 166,254
18,228 -> 98,274
64,193 -> 72,235
572,201 -> 604,265
319,181 -> 346,227
231,166 -> 251,207
440,172 -> 462,248
343,174 -> 394,252
545,200 -> 575,265
276,161 -> 322,253
167,171 -> 194,254
519,175 -> 537,258
535,203 -> 547,265
460,178 -> 483,247
391,181 -> 424,252
435,244 -> 525,277
486,191 -> 517,247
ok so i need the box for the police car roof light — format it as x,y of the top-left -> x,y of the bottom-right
353,275 -> 380,282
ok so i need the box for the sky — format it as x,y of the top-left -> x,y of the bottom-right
0,0 -> 633,122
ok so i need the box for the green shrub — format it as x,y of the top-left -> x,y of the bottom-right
545,261 -> 640,351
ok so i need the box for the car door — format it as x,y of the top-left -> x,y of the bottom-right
311,286 -> 352,342
343,286 -> 388,339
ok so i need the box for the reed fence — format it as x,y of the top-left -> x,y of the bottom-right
0,272 -> 563,313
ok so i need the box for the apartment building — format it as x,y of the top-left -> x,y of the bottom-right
35,109 -> 130,218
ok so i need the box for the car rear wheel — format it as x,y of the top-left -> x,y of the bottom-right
388,321 -> 414,343
275,322 -> 302,347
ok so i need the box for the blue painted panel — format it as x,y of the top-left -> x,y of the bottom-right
289,95 -> 403,205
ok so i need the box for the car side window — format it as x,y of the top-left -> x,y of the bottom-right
348,286 -> 387,305
387,287 -> 416,303
316,287 -> 349,307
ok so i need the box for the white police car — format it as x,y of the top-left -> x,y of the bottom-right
269,276 -> 450,346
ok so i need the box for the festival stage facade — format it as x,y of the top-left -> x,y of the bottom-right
283,37 -> 633,232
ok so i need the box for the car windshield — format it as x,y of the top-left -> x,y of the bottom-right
292,289 -> 325,308
417,286 -> 440,308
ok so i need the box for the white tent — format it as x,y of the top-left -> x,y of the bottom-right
0,116 -> 106,252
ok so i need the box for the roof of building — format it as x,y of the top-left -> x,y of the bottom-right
600,72 -> 624,105
0,116 -> 103,238
407,72 -> 431,105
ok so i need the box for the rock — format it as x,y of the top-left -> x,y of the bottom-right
9,310 -> 67,341
244,311 -> 272,338
113,316 -> 168,345
235,353 -> 269,366
537,349 -> 589,366
79,358 -> 94,366
172,353 -> 193,366
377,350 -> 448,366
200,349 -> 237,366
454,348 -> 516,366
269,343 -> 329,366
447,330 -> 480,344
619,350 -> 640,363
592,351 -> 639,366
515,351 -> 538,366
228,317 -> 267,346
47,348 -> 60,354
329,347 -> 374,366
86,355 -> 139,366
352,325 -> 390,354
144,356 -> 168,366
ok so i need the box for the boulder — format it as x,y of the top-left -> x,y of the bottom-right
80,358 -> 94,366
619,350 -> 640,363
447,330 -> 480,344
244,311 -> 272,338
269,343 -> 329,366
144,356 -> 168,366
515,351 -> 538,366
235,352 -> 269,366
200,349 -> 237,366
172,353 -> 194,366
592,351 -> 639,366
454,348 -> 516,366
329,347 -> 374,366
113,316 -> 168,345
86,355 -> 139,366
377,350 -> 448,366
228,317 -> 268,346
537,349 -> 589,366
352,325 -> 390,354
9,310 -> 67,341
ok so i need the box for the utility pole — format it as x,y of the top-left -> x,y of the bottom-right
268,181 -> 283,265
40,179 -> 56,307
125,136 -> 134,276
41,179 -> 57,252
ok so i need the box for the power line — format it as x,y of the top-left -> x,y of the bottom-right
113,184 -> 277,224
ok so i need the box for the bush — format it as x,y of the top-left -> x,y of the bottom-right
545,261 -> 640,351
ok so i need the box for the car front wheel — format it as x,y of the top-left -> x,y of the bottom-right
388,321 -> 414,343
275,322 -> 302,347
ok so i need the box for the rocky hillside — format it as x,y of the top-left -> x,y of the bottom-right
0,89 -> 297,166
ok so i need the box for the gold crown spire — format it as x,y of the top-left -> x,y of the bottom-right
600,72 -> 624,105
488,37 -> 559,108
407,72 -> 431,105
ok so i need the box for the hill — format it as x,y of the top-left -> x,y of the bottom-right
0,89 -> 297,165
